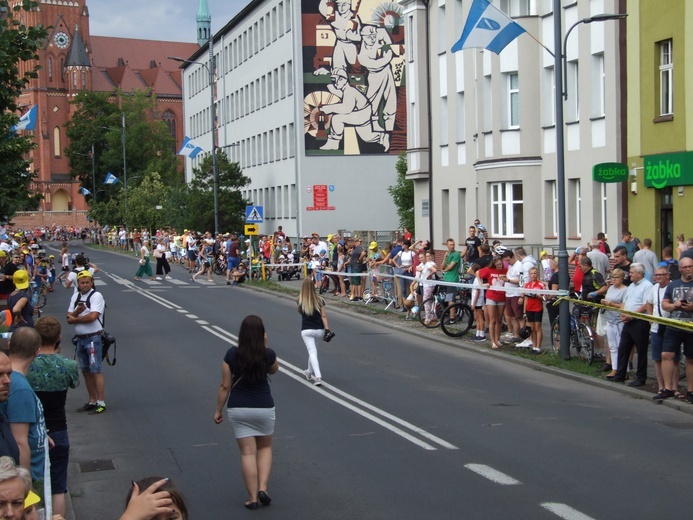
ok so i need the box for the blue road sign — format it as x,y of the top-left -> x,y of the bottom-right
245,205 -> 264,223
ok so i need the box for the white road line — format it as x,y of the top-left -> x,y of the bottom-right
196,320 -> 209,325
540,503 -> 596,520
280,359 -> 458,450
464,464 -> 521,485
280,368 -> 437,450
114,284 -> 455,451
177,309 -> 188,313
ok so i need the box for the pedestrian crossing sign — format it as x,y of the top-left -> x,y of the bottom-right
245,205 -> 263,223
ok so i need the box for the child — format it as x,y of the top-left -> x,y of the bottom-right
523,266 -> 545,354
310,254 -> 321,285
468,263 -> 486,341
403,281 -> 419,320
47,254 -> 56,291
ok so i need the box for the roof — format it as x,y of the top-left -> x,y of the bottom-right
64,26 -> 90,69
89,36 -> 199,97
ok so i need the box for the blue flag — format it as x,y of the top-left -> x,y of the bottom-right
452,0 -> 526,54
80,187 -> 92,196
177,136 -> 204,159
104,172 -> 119,185
10,105 -> 38,132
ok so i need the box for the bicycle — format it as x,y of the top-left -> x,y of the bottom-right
418,285 -> 446,328
440,301 -> 474,337
550,304 -> 594,363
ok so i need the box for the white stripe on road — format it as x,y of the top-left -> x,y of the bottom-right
280,358 -> 458,450
540,503 -> 596,520
200,326 -> 455,451
464,464 -> 521,485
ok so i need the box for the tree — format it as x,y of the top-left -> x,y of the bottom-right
388,152 -> 414,233
0,0 -> 49,221
64,89 -> 180,220
187,151 -> 251,233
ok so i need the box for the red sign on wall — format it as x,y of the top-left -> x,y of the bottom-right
306,184 -> 335,211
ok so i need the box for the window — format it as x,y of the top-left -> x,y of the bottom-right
659,39 -> 673,116
507,72 -> 519,128
456,92 -> 465,142
82,72 -> 86,88
490,182 -> 523,237
162,110 -> 176,152
566,61 -> 578,121
439,96 -> 448,145
591,54 -> 605,117
569,179 -> 582,237
53,127 -> 61,157
499,0 -> 529,17
48,57 -> 53,81
543,66 -> 555,125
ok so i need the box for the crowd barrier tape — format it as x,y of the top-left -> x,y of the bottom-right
555,296 -> 693,333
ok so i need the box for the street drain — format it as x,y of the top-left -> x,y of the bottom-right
79,459 -> 116,473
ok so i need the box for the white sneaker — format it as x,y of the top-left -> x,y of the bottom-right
516,339 -> 533,348
313,377 -> 322,386
303,370 -> 312,381
165,275 -> 172,280
155,277 -> 162,281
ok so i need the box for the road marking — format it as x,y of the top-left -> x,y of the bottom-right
464,464 -> 521,485
540,503 -> 596,520
196,320 -> 209,325
198,326 -> 455,451
186,314 -> 198,319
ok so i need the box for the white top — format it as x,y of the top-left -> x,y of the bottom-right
646,283 -> 671,333
69,288 -> 105,335
505,261 -> 522,297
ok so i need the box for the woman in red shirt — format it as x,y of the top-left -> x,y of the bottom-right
477,257 -> 507,349
523,266 -> 545,354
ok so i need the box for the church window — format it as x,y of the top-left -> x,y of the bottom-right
48,57 -> 53,81
163,110 -> 176,153
53,127 -> 61,157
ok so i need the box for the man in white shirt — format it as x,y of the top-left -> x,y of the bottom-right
587,239 -> 610,278
66,271 -> 106,415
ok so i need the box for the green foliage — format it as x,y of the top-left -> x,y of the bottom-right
387,152 -> 414,233
188,150 -> 251,233
64,89 -> 180,222
0,1 -> 49,220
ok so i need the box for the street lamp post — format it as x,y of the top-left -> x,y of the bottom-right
169,47 -> 219,236
100,116 -> 128,229
90,142 -> 96,203
553,4 -> 627,358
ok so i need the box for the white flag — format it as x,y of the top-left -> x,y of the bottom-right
177,136 -> 204,159
452,0 -> 526,54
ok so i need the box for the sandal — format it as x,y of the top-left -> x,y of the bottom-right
675,391 -> 686,401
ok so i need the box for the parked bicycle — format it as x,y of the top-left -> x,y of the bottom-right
550,304 -> 594,363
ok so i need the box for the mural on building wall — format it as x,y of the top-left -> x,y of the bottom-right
302,0 -> 406,155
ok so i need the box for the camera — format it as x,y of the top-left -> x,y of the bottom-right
322,329 -> 335,343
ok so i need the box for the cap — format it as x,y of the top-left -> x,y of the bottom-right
369,241 -> 378,250
327,234 -> 333,242
319,249 -> 326,254
13,270 -> 29,290
24,490 -> 40,509
49,254 -> 55,258
353,235 -> 361,241
77,270 -> 93,279
575,247 -> 582,254
244,239 -> 251,243
0,250 -> 5,258
539,250 -> 548,259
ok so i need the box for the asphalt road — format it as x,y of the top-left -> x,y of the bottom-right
37,243 -> 693,519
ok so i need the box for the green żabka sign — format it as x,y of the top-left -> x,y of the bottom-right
644,151 -> 693,189
592,163 -> 628,183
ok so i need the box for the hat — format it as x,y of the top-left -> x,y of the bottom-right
369,241 -> 378,250
245,239 -> 251,243
77,270 -> 93,279
24,490 -> 40,509
539,250 -> 548,259
575,247 -> 583,254
0,250 -> 5,258
327,234 -> 333,242
353,235 -> 361,241
13,270 -> 29,290
49,254 -> 55,258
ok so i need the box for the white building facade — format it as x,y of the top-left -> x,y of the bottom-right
401,0 -> 625,253
180,0 -> 407,238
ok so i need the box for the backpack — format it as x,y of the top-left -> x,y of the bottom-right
666,259 -> 681,281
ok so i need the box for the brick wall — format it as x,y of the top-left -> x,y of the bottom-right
11,211 -> 90,230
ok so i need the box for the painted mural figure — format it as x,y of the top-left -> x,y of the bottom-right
358,24 -> 397,133
319,68 -> 388,151
315,0 -> 362,75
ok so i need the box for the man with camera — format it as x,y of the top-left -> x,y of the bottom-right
64,253 -> 99,294
66,271 -> 106,415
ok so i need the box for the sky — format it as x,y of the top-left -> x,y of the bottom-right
88,0 -> 247,43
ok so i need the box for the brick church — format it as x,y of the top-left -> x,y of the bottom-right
14,0 -> 200,229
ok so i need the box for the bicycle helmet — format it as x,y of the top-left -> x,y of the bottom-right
519,325 -> 532,340
477,224 -> 487,232
494,245 -> 507,256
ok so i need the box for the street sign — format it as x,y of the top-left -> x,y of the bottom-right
245,224 -> 259,235
245,205 -> 264,223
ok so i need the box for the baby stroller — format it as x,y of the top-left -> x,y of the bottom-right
277,255 -> 301,281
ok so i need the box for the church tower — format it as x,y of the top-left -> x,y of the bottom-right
197,0 -> 211,46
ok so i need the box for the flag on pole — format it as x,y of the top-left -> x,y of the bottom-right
104,172 -> 119,185
177,136 -> 204,159
451,0 -> 526,54
10,105 -> 38,132
80,187 -> 92,196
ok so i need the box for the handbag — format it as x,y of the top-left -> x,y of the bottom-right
153,248 -> 162,259
138,258 -> 145,265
